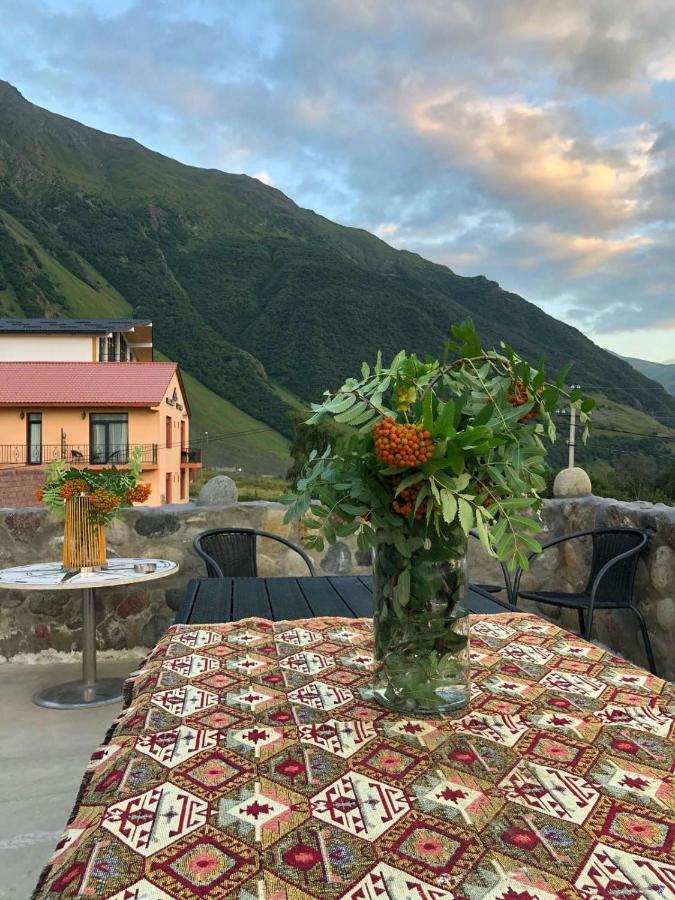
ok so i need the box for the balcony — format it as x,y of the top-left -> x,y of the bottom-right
0,443 -> 158,467
180,446 -> 202,467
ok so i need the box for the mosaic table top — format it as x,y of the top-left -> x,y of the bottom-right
0,558 -> 178,590
33,613 -> 675,899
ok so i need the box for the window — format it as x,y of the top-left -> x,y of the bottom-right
90,413 -> 128,464
27,413 -> 42,465
166,416 -> 172,449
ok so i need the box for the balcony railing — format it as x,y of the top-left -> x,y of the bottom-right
181,447 -> 202,465
0,444 -> 158,467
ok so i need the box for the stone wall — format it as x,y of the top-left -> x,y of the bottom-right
1,496 -> 673,678
0,502 -> 371,659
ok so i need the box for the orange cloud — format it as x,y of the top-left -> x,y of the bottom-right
408,91 -> 648,230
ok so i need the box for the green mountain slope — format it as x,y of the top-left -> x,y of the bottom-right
619,355 -> 675,398
2,79 -> 675,446
0,205 -> 291,472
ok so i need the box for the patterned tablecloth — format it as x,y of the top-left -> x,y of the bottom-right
34,614 -> 675,900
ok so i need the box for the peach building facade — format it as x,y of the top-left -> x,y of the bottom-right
0,319 -> 200,507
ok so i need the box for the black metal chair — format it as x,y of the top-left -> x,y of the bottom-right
512,527 -> 655,674
469,530 -> 516,606
193,527 -> 316,578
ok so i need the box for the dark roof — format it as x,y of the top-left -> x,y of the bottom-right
0,318 -> 152,335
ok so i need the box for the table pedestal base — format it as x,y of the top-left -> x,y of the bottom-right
33,677 -> 124,709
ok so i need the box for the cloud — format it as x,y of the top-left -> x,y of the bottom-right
408,90 -> 646,233
0,0 -> 674,357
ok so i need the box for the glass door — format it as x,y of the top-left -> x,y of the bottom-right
27,413 -> 42,465
90,413 -> 129,463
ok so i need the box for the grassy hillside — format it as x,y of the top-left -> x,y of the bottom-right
0,205 -> 291,473
2,78 -> 675,450
620,355 -> 675,398
155,351 -> 290,473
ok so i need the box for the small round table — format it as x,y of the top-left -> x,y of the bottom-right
0,558 -> 178,709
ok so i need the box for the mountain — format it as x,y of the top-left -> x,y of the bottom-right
619,354 -> 675,398
2,79 -> 675,453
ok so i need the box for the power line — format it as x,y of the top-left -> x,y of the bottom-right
552,416 -> 675,442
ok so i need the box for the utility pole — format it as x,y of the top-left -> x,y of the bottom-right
557,385 -> 580,468
204,431 -> 209,468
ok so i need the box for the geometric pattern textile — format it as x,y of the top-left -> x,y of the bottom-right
33,613 -> 675,899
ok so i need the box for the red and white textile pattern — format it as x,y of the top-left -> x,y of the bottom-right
33,613 -> 675,899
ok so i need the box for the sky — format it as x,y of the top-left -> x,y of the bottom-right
1,0 -> 674,363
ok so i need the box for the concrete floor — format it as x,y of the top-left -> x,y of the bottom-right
0,656 -> 140,899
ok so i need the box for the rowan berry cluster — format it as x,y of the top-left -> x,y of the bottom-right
374,418 -> 435,468
508,379 -> 540,421
391,475 -> 428,519
59,478 -> 90,499
126,483 -> 152,504
89,489 -> 121,513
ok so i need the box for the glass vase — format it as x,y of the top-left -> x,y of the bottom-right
371,530 -> 470,715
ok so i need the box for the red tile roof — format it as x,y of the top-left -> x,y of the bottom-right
0,362 -> 179,407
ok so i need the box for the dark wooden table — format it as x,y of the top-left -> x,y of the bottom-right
175,575 -> 513,624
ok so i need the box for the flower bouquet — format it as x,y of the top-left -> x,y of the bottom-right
38,446 -> 152,569
286,320 -> 592,714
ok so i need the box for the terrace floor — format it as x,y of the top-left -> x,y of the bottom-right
0,655 -> 141,900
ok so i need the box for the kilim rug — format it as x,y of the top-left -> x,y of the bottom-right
33,613 -> 675,899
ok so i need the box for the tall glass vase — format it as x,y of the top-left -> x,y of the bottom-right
371,528 -> 470,715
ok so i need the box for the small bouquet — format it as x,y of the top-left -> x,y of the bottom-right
37,446 -> 152,526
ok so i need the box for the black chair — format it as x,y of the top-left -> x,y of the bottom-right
469,530 -> 516,606
193,527 -> 316,578
512,527 -> 655,674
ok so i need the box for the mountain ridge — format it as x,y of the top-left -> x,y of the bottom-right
1,79 -> 674,444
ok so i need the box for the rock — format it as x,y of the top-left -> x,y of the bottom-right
553,467 -> 592,498
104,620 -> 128,650
0,590 -> 24,609
196,476 -> 238,507
134,512 -> 180,537
28,592 -> 68,616
5,510 -> 43,542
355,547 -> 374,568
117,590 -> 150,619
650,545 -> 675,593
106,518 -> 130,546
261,506 -> 291,537
164,588 -> 184,612
141,612 -> 174,647
656,597 -> 675,630
320,542 -> 352,575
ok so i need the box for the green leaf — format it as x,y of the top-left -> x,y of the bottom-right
517,533 -> 542,553
458,497 -> 474,534
433,398 -> 455,437
422,389 -> 433,432
445,444 -> 465,476
393,566 -> 411,609
340,503 -> 370,516
395,472 -> 425,495
440,490 -> 457,524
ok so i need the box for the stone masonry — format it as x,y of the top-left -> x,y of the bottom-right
0,496 -> 673,678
